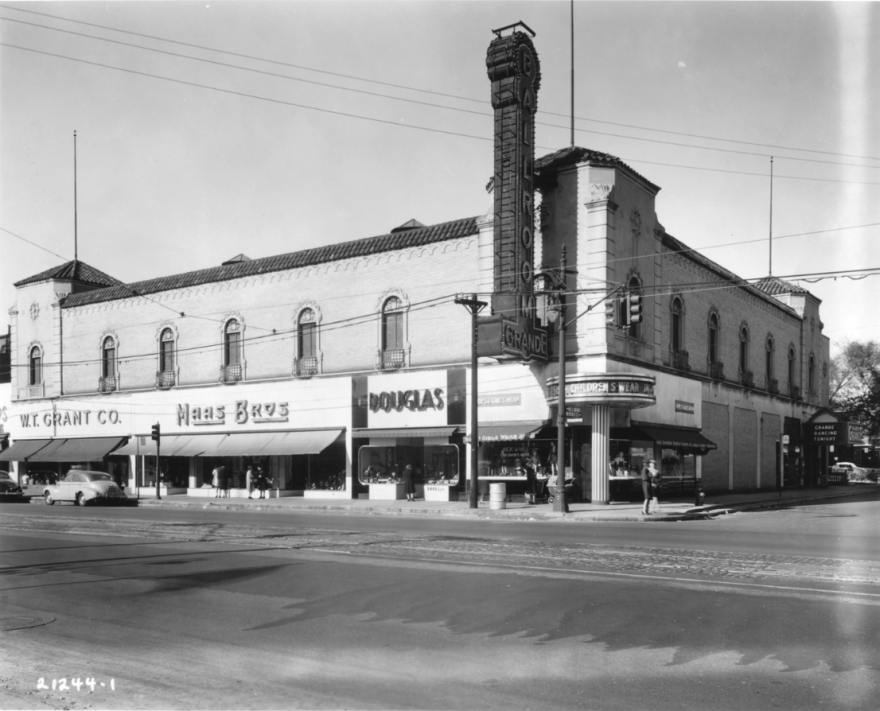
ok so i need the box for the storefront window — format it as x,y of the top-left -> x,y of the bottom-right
477,438 -> 560,479
358,445 -> 459,486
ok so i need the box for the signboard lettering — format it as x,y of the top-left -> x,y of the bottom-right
478,393 -> 522,407
369,388 -> 445,413
176,400 -> 289,427
675,400 -> 695,414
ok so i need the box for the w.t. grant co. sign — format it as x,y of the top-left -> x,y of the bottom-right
546,373 -> 656,409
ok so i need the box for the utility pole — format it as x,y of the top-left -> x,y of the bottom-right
553,247 -> 570,513
455,293 -> 487,509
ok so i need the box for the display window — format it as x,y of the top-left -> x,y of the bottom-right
358,445 -> 459,486
609,439 -> 653,479
477,439 -> 561,479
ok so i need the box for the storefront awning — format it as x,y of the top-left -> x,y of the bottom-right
214,429 -> 343,456
353,427 -> 458,439
0,438 -> 53,461
465,423 -> 545,442
112,434 -> 230,458
631,425 -> 717,452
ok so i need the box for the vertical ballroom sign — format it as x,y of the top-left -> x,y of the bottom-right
479,25 -> 548,363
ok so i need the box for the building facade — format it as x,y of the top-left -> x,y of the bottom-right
1,28 -> 831,502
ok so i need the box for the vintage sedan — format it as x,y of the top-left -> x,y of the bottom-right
0,471 -> 25,501
43,470 -> 127,506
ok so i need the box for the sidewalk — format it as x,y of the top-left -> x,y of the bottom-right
25,483 -> 874,523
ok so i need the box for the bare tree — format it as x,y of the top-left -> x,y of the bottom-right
830,340 -> 880,437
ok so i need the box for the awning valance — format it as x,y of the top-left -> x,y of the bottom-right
631,425 -> 717,452
214,429 -> 343,456
353,427 -> 458,439
464,422 -> 545,443
0,437 -> 127,462
113,430 -> 344,457
0,438 -> 53,461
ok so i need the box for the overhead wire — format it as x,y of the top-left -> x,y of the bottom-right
2,2 -> 879,163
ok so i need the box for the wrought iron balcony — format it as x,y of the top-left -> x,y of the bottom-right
671,349 -> 690,371
377,349 -> 405,371
740,370 -> 754,388
220,364 -> 243,383
98,376 -> 117,393
767,377 -> 779,395
708,361 -> 725,380
156,371 -> 176,389
293,356 -> 319,378
789,384 -> 802,400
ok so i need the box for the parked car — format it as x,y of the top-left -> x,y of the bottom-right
830,462 -> 868,482
43,470 -> 127,506
0,471 -> 25,501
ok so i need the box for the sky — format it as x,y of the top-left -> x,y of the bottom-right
1,1 -> 878,356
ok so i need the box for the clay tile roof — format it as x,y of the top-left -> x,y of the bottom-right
62,216 -> 479,309
14,260 -> 123,289
535,146 -> 661,194
753,275 -> 811,297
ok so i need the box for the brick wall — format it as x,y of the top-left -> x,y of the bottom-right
60,237 -> 479,394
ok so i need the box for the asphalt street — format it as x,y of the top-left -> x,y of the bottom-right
1,493 -> 878,710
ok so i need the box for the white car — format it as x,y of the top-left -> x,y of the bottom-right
830,462 -> 868,482
43,470 -> 127,506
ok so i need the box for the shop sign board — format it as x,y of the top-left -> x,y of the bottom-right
674,400 -> 695,414
364,371 -> 451,429
847,422 -> 864,445
546,373 -> 656,409
478,393 -> 522,407
477,314 -> 549,363
810,422 -> 842,443
6,400 -> 131,437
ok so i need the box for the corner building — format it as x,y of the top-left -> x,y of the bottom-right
1,29 -> 830,502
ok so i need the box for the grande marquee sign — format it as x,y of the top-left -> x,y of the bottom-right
546,373 -> 657,409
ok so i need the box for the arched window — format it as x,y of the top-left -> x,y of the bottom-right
29,346 -> 42,386
739,325 -> 750,373
788,346 -> 796,386
224,320 -> 241,366
708,313 -> 719,364
626,276 -> 642,339
808,354 -> 816,393
156,328 -> 176,388
298,309 -> 316,359
765,336 -> 775,381
102,337 -> 117,379
159,329 -> 175,373
671,297 -> 683,351
378,296 -> 406,370
382,297 -> 404,352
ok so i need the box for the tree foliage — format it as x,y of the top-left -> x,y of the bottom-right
830,340 -> 880,437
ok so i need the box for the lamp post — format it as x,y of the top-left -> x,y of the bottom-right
455,293 -> 487,509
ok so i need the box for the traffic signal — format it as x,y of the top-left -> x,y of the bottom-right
151,423 -> 161,442
627,292 -> 642,325
605,298 -> 616,327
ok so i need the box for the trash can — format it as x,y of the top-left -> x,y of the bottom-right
489,482 -> 506,510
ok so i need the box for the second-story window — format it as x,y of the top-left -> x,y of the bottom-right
708,313 -> 719,364
809,353 -> 816,393
382,297 -> 404,352
159,328 -> 175,374
102,337 -> 116,379
29,346 -> 42,386
298,309 -> 317,359
739,325 -> 750,373
671,297 -> 683,351
788,346 -> 796,387
224,319 -> 242,367
766,336 -> 775,381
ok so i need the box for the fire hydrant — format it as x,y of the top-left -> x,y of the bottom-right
694,484 -> 705,507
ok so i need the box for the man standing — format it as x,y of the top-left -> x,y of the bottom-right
640,459 -> 656,515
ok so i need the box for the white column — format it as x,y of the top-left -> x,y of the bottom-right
591,404 -> 611,504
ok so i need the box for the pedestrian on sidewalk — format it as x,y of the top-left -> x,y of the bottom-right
246,465 -> 255,499
216,464 -> 229,498
402,464 -> 415,501
640,459 -> 656,515
649,460 -> 661,514
256,465 -> 269,499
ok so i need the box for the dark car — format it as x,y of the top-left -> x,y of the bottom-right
0,472 -> 25,501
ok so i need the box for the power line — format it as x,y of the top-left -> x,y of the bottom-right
4,14 -> 880,174
3,2 -> 878,164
